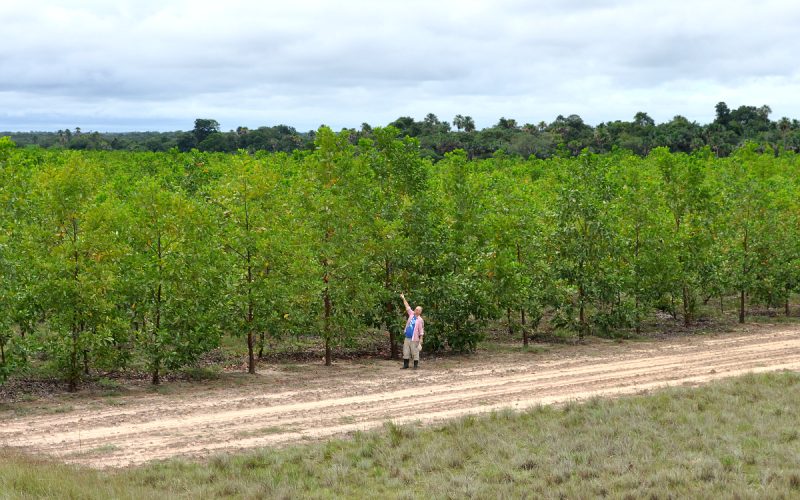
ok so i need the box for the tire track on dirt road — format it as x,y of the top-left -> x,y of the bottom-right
1,326 -> 798,467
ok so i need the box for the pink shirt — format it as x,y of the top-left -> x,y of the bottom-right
405,306 -> 424,341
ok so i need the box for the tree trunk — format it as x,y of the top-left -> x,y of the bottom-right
739,289 -> 746,324
739,228 -> 748,324
244,198 -> 256,374
247,331 -> 256,374
635,225 -> 641,335
507,307 -> 513,335
385,259 -> 398,360
152,282 -> 162,386
325,336 -> 331,367
68,218 -> 81,392
246,253 -> 255,374
516,243 -> 529,346
151,360 -> 160,386
682,283 -> 691,327
69,322 -> 79,392
258,332 -> 266,359
521,310 -> 528,347
152,233 -> 163,386
578,283 -> 586,341
786,284 -> 791,317
719,295 -> 724,314
323,270 -> 332,367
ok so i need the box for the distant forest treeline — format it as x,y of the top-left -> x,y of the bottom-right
4,102 -> 799,159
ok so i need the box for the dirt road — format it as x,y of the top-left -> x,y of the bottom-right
2,325 -> 799,468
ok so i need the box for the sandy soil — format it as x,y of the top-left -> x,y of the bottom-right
1,324 -> 798,468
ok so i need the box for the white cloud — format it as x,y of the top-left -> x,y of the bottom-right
1,0 -> 799,131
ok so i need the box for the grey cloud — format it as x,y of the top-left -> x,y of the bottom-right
2,0 -> 800,131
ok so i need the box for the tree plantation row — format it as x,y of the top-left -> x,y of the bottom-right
1,131 -> 799,390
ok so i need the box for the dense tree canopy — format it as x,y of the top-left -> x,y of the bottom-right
1,130 -> 799,389
4,103 -> 800,159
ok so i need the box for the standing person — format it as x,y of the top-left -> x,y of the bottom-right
400,293 -> 424,369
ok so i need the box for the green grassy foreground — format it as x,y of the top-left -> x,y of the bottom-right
2,372 -> 799,499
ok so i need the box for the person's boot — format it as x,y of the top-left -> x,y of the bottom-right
402,359 -> 409,369
413,360 -> 419,369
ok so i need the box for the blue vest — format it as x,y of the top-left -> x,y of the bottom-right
404,316 -> 417,338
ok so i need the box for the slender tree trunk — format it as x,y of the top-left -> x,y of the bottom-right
322,222 -> 333,366
68,218 -> 81,392
82,323 -> 89,376
69,322 -> 79,392
507,307 -> 513,335
517,244 -> 528,346
246,250 -> 255,374
385,258 -> 398,360
720,295 -> 724,314
786,287 -> 791,317
244,196 -> 256,374
578,255 -> 586,340
151,359 -> 160,386
325,335 -> 331,366
152,233 -> 163,386
739,290 -> 746,324
152,287 -> 161,386
323,268 -> 332,367
739,228 -> 748,324
682,283 -> 691,327
247,331 -> 255,374
635,225 -> 641,335
521,310 -> 529,347
258,332 -> 266,359
388,306 -> 399,360
578,283 -> 586,341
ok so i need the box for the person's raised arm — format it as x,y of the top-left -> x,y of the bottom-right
400,293 -> 412,314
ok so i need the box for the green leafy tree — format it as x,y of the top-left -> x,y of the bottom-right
481,159 -> 549,345
192,119 -> 221,144
123,178 -> 224,384
361,127 -> 429,358
550,152 -> 620,338
611,152 -> 672,333
300,127 -> 379,365
32,156 -> 126,390
651,148 -> 718,326
419,150 -> 492,351
213,152 -> 293,373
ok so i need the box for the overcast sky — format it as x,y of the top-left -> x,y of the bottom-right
2,0 -> 799,132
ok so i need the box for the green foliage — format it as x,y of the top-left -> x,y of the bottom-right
122,177 -> 225,384
1,138 -> 800,385
28,156 -> 127,390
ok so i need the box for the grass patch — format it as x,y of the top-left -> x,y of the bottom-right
233,426 -> 294,439
65,444 -> 121,458
1,371 -> 799,498
180,366 -> 222,381
39,404 -> 74,415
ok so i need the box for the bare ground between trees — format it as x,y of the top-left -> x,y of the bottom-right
1,323 -> 799,468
